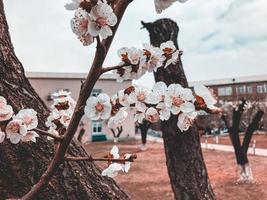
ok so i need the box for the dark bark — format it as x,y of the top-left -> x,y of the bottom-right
221,101 -> 264,165
0,1 -> 129,199
242,110 -> 264,154
142,18 -> 215,200
139,120 -> 150,144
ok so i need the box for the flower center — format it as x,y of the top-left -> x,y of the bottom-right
96,17 -> 107,27
10,123 -> 20,133
95,103 -> 104,112
163,48 -> 173,56
80,19 -> 88,29
137,93 -> 146,102
23,116 -> 33,125
0,112 -> 8,118
172,96 -> 184,107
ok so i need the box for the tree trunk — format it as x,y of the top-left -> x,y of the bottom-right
222,102 -> 264,182
142,18 -> 215,200
0,1 -> 129,199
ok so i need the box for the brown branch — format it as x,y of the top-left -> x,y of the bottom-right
101,63 -> 127,73
64,154 -> 137,162
21,1 -> 133,199
242,110 -> 264,154
33,128 -> 63,141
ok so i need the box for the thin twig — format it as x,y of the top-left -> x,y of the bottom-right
101,63 -> 127,73
64,154 -> 137,162
34,128 -> 63,141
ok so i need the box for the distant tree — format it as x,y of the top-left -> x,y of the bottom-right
221,100 -> 264,182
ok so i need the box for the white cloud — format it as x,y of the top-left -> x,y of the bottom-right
3,0 -> 267,88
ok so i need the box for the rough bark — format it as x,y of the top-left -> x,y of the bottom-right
142,18 -> 215,200
221,100 -> 263,182
0,1 -> 129,199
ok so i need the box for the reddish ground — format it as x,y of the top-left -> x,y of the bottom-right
200,133 -> 267,149
84,140 -> 267,200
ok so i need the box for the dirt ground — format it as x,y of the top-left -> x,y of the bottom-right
84,140 -> 267,200
200,133 -> 267,149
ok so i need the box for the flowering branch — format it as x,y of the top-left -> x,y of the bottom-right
21,1 -> 133,199
64,154 -> 137,162
33,128 -> 63,141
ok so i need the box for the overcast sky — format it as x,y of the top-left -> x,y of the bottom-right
4,0 -> 267,87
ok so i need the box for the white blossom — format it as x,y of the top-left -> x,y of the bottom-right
117,90 -> 131,107
165,84 -> 195,115
101,162 -> 123,177
0,96 -> 13,122
21,131 -> 39,143
146,81 -> 167,104
129,86 -> 150,111
5,119 -> 27,144
108,108 -> 128,128
154,0 -> 188,14
101,146 -> 132,177
65,0 -> 84,10
177,112 -> 197,132
133,97 -> 147,124
156,102 -> 171,121
13,109 -> 38,130
160,41 -> 180,68
88,0 -> 117,39
85,93 -> 112,120
142,44 -> 164,72
145,107 -> 160,123
71,9 -> 94,46
122,153 -> 132,173
194,84 -> 217,109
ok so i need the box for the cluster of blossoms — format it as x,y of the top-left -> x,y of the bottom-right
101,146 -> 132,177
154,0 -> 188,14
0,96 -> 39,144
84,82 -> 220,132
46,90 -> 76,139
114,41 -> 181,82
65,0 -> 117,45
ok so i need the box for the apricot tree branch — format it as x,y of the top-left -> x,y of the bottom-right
101,63 -> 127,73
21,1 -> 133,199
34,128 -> 63,141
64,154 -> 137,162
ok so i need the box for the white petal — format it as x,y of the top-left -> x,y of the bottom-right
0,131 -> 5,143
146,92 -> 160,104
9,133 -> 22,144
100,26 -> 113,39
101,163 -> 123,177
110,146 -> 120,158
180,102 -> 195,113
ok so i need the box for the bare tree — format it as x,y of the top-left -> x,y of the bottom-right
221,100 -> 264,182
110,126 -> 123,142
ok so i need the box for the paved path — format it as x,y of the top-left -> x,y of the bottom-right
136,135 -> 267,157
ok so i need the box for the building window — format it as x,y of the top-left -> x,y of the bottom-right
246,86 -> 253,94
91,89 -> 102,97
236,85 -> 247,94
92,120 -> 103,135
218,87 -> 232,96
257,84 -> 267,93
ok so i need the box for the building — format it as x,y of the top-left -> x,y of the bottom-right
26,72 -> 135,142
189,75 -> 267,132
189,75 -> 267,103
